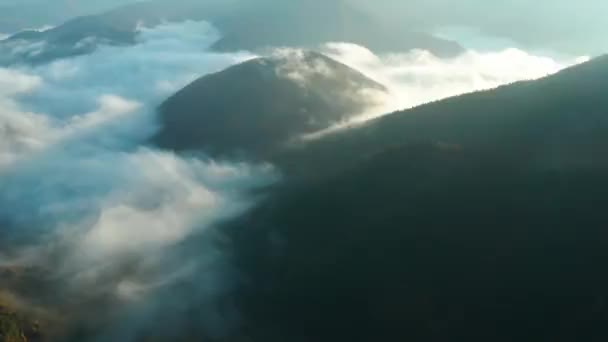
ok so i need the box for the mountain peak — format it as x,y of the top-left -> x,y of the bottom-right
154,50 -> 387,158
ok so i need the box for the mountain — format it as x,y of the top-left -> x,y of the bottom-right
209,0 -> 463,56
223,56 -> 608,341
154,50 -> 387,159
0,0 -> 463,65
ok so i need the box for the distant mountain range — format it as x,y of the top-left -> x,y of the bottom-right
0,0 -> 463,65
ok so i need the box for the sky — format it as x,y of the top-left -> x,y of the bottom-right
0,0 -> 605,56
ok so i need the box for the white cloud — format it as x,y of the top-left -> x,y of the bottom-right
66,95 -> 141,131
74,150 -> 273,262
0,21 -> 256,171
0,19 -> 266,262
0,70 -> 141,168
299,43 -> 589,138
272,48 -> 335,86
0,21 -> 270,339
1,147 -> 275,295
323,43 -> 586,113
0,68 -> 47,167
0,67 -> 41,94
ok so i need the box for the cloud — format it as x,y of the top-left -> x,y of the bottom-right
298,42 -> 588,138
0,67 -> 47,167
0,20 -> 272,340
272,48 -> 336,86
324,43 -> 586,112
0,68 -> 141,168
0,21 -> 256,170
0,147 -> 275,340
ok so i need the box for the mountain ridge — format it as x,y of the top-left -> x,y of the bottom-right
0,0 -> 463,65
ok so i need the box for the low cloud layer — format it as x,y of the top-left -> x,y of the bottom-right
0,21 -> 272,340
1,21 -> 255,169
302,42 -> 588,136
324,43 -> 586,111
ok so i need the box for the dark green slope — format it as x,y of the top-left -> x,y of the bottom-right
226,56 -> 608,342
154,51 -> 387,158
